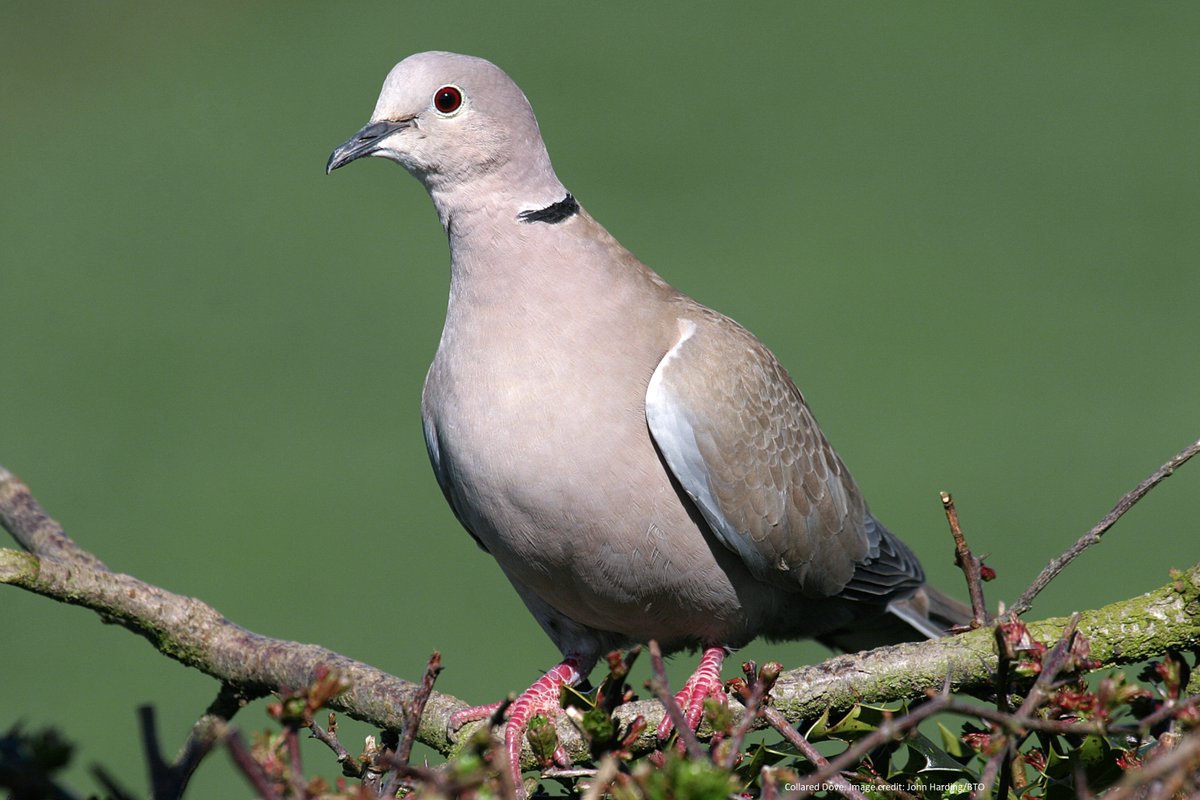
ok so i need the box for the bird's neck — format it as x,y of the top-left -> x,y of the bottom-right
427,167 -> 576,280
433,192 -> 645,328
425,149 -> 568,234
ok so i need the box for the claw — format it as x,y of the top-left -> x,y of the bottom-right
456,656 -> 591,797
449,700 -> 506,729
655,645 -> 727,740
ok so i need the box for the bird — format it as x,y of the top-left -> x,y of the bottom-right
327,51 -> 968,790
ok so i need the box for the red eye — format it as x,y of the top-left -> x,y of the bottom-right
433,85 -> 463,114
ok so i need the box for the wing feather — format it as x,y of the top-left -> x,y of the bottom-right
645,312 -> 918,599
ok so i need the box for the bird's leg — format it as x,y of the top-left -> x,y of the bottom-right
449,655 -> 592,792
447,700 -> 505,727
656,645 -> 728,739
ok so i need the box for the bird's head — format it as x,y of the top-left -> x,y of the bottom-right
327,51 -> 561,206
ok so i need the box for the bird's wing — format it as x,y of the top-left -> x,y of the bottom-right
645,312 -> 920,599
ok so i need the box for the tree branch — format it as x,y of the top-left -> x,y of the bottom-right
3,463 -> 1200,772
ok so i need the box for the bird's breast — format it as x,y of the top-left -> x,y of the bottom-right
419,309 -> 761,644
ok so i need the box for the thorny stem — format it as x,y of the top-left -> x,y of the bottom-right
1135,692 -> 1200,737
792,675 -> 1200,800
932,694 -> 1105,736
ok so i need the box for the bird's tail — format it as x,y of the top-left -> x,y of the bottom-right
819,583 -> 972,653
889,583 -> 973,638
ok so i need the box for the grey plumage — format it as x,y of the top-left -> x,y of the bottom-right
327,50 -> 968,789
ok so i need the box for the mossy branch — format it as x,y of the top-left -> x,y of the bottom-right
3,464 -> 1199,770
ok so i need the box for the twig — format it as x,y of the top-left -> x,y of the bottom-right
646,640 -> 704,760
1016,613 -> 1082,718
3,463 -> 1200,770
580,755 -> 620,800
758,704 -> 867,800
397,651 -> 442,765
0,466 -> 106,569
941,491 -> 988,628
175,684 -> 244,783
137,684 -> 242,800
381,651 -> 443,797
973,748 -> 1007,800
597,647 -> 641,716
931,693 -> 1108,738
794,695 -> 949,796
226,730 -> 283,800
1133,692 -> 1200,738
307,712 -> 354,773
994,622 -> 1013,717
387,761 -> 455,794
1011,437 -> 1200,617
730,661 -> 867,799
541,766 -> 598,779
723,663 -> 773,768
974,614 -> 1083,800
760,766 -> 779,800
88,766 -> 137,800
1101,728 -> 1200,800
138,706 -> 172,799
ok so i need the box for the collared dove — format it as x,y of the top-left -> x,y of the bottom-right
327,51 -> 968,789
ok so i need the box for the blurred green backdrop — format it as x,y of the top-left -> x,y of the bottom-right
2,2 -> 1198,796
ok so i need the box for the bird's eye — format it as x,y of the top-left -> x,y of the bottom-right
433,85 -> 464,115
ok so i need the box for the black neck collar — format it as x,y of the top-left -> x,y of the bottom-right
517,193 -> 579,224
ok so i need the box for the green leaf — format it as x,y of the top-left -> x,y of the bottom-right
560,682 -> 597,711
901,731 -> 978,777
802,706 -> 832,739
937,722 -> 966,760
579,707 -> 616,745
634,751 -> 738,800
807,703 -> 890,742
1043,733 -> 1125,798
736,741 -> 789,778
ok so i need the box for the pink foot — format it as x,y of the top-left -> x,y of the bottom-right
451,656 -> 590,795
656,645 -> 728,739
449,700 -> 506,728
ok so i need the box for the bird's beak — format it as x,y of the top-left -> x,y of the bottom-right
326,118 -> 413,174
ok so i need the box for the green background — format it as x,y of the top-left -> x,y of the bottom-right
3,3 -> 1197,796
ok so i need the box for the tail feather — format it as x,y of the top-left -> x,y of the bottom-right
888,583 -> 972,638
818,583 -> 972,653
